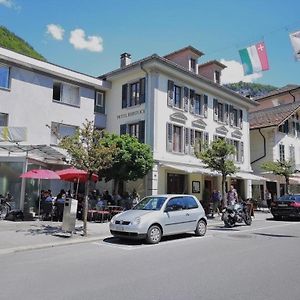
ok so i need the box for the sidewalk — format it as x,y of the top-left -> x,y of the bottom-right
0,212 -> 270,255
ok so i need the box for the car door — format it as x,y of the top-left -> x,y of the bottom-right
183,196 -> 201,231
163,197 -> 191,235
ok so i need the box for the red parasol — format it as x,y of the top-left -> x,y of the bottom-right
20,169 -> 61,180
56,168 -> 98,183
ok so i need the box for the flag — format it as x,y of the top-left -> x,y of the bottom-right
239,42 -> 269,75
289,30 -> 300,61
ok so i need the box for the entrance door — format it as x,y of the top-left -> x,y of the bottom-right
167,173 -> 185,194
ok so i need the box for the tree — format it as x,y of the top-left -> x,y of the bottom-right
196,139 -> 238,204
261,160 -> 294,194
99,133 -> 154,193
59,121 -> 116,236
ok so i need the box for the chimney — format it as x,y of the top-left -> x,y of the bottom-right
120,53 -> 131,68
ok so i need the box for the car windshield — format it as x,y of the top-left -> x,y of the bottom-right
132,196 -> 167,211
279,195 -> 300,202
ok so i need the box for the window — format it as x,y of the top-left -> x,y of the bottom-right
166,197 -> 185,210
120,121 -> 145,143
51,122 -> 77,144
289,145 -> 295,166
217,102 -> 224,122
0,65 -> 10,89
95,91 -> 105,114
0,113 -> 8,126
190,58 -> 197,73
279,144 -> 285,162
214,70 -> 220,84
184,196 -> 199,209
173,125 -> 182,152
130,81 -> 140,106
174,85 -> 182,108
129,123 -> 139,139
232,108 -> 238,127
53,82 -> 80,107
194,130 -> 204,153
234,140 -> 239,162
226,138 -> 244,163
194,94 -> 202,115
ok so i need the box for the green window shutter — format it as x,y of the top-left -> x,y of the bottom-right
120,124 -> 127,135
184,128 -> 190,154
184,87 -> 189,112
138,120 -> 145,143
166,123 -> 173,152
139,78 -> 146,104
167,80 -> 174,107
213,98 -> 218,121
189,89 -> 195,114
203,95 -> 208,118
225,104 -> 229,125
239,110 -> 243,129
122,84 -> 128,108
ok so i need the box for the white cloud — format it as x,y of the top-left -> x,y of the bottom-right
69,28 -> 103,52
46,24 -> 65,41
0,0 -> 20,10
220,59 -> 262,84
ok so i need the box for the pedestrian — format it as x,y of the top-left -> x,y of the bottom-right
211,190 -> 221,218
226,185 -> 238,206
103,190 -> 113,205
131,189 -> 140,207
202,188 -> 211,215
265,189 -> 272,209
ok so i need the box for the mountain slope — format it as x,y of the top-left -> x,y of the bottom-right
225,81 -> 277,98
0,26 -> 46,61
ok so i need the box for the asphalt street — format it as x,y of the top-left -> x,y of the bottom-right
1,216 -> 300,300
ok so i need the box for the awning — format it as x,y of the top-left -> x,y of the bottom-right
160,163 -> 220,176
0,144 -> 67,164
235,172 -> 267,181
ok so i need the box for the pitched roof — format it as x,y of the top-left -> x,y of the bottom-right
254,84 -> 300,101
164,45 -> 204,58
249,102 -> 300,129
198,60 -> 227,69
99,54 -> 257,107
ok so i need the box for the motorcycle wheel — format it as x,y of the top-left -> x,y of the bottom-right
244,212 -> 252,226
223,212 -> 235,228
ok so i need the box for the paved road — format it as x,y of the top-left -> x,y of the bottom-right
1,216 -> 300,300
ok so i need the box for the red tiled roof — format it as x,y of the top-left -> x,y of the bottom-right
249,102 -> 300,129
254,84 -> 300,101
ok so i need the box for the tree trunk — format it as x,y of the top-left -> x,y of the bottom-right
113,179 -> 120,194
83,177 -> 91,237
286,176 -> 290,194
222,175 -> 226,208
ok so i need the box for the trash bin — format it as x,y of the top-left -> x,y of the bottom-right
62,198 -> 78,233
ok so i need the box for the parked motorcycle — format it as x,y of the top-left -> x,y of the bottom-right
222,201 -> 252,227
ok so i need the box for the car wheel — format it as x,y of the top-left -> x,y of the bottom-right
195,219 -> 207,236
146,225 -> 162,244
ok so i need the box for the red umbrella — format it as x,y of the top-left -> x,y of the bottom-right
56,168 -> 99,199
20,169 -> 61,180
20,169 -> 60,219
56,168 -> 98,183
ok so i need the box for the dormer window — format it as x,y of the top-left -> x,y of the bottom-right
214,70 -> 221,84
190,58 -> 197,73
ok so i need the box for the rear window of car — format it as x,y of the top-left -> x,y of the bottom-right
183,196 -> 199,209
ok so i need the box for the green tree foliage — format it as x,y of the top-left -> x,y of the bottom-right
261,160 -> 294,194
225,81 -> 277,98
0,26 -> 46,61
196,139 -> 238,202
59,121 -> 116,236
100,133 -> 154,192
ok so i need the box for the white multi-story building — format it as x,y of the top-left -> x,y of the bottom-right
100,46 -> 259,201
0,47 -> 109,211
250,85 -> 300,201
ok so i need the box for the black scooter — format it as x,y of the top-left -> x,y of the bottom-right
222,201 -> 252,227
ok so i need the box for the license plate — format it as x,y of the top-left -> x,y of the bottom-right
278,204 -> 288,207
115,225 -> 124,231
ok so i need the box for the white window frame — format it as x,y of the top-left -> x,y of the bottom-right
96,91 -> 104,107
52,81 -> 80,107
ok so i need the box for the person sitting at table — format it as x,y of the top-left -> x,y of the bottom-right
55,189 -> 66,221
96,198 -> 105,210
42,190 -> 53,220
102,190 -> 113,205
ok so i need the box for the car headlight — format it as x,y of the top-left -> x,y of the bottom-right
132,217 -> 141,225
110,215 -> 117,224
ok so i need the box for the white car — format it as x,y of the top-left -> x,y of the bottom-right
109,194 -> 207,244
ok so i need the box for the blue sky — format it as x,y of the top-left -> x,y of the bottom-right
1,0 -> 300,87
